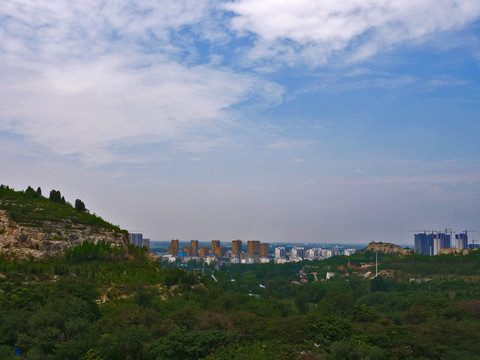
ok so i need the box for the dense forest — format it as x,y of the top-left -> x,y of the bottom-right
1,241 -> 480,360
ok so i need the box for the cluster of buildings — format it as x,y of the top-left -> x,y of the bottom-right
274,246 -> 356,263
163,239 -> 356,264
166,239 -> 270,264
414,230 -> 476,256
129,233 -> 150,249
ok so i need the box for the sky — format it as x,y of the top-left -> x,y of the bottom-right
1,0 -> 480,245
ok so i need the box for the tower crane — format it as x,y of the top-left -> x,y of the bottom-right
462,230 -> 477,247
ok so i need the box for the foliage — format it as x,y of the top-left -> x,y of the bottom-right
65,241 -> 123,263
75,199 -> 87,213
0,185 -> 126,234
1,219 -> 480,359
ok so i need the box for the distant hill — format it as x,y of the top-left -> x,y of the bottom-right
364,241 -> 414,255
0,185 -> 128,259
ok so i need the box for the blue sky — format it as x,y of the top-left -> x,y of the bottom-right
1,0 -> 480,244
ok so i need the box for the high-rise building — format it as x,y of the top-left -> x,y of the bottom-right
130,233 -> 143,247
437,232 -> 451,250
275,247 -> 286,258
215,246 -> 226,257
455,233 -> 468,250
168,239 -> 179,255
183,246 -> 193,257
415,232 -> 451,255
415,233 -> 433,256
292,247 -> 305,259
306,248 -> 319,259
247,240 -> 260,256
232,240 -> 243,255
143,238 -> 150,249
211,240 -> 220,255
199,247 -> 210,257
190,240 -> 199,256
260,243 -> 269,257
131,233 -> 150,248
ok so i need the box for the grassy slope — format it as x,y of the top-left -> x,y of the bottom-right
0,185 -> 127,235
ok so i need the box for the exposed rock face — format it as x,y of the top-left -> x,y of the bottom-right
365,242 -> 413,255
438,248 -> 469,255
0,209 -> 128,259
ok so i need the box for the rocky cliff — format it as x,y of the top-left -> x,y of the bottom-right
0,209 -> 128,259
365,242 -> 413,255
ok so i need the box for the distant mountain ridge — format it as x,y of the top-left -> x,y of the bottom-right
0,185 -> 128,259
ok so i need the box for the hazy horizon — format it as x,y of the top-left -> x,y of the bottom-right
2,1 -> 480,245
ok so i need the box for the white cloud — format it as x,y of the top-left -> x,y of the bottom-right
224,0 -> 480,66
0,0 -> 284,165
0,0 -> 215,62
0,57 -> 281,164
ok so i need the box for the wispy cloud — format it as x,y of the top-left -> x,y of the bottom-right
224,0 -> 480,66
0,1 -> 285,165
267,139 -> 316,150
0,57 -> 279,164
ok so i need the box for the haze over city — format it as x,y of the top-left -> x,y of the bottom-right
1,1 -> 480,244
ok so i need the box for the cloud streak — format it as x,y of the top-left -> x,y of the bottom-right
225,0 -> 480,65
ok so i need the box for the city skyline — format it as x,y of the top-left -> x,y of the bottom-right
2,1 -> 480,244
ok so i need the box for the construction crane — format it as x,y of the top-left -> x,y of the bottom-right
443,228 -> 454,235
409,229 -> 436,235
462,230 -> 477,247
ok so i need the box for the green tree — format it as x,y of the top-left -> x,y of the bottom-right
97,325 -> 151,360
49,190 -> 62,203
0,345 -> 17,360
25,186 -> 39,198
75,199 -> 87,213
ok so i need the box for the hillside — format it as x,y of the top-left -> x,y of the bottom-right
0,185 -> 128,259
364,241 -> 414,255
2,185 -> 480,359
1,244 -> 480,359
